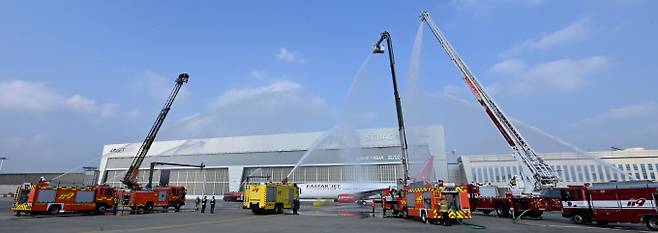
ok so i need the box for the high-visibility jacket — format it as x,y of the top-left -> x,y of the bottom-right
439,200 -> 449,213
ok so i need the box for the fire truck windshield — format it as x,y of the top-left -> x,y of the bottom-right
560,190 -> 575,201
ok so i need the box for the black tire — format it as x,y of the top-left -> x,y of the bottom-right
481,210 -> 492,215
96,204 -> 107,215
572,213 -> 589,225
174,203 -> 182,212
495,205 -> 509,218
420,211 -> 428,224
401,208 -> 408,219
144,203 -> 154,213
647,217 -> 658,231
48,205 -> 60,215
15,211 -> 22,216
275,204 -> 283,214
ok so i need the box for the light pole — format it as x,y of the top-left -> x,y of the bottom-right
0,157 -> 7,173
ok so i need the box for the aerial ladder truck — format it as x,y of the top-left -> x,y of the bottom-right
116,73 -> 195,213
373,31 -> 472,224
420,11 -> 560,219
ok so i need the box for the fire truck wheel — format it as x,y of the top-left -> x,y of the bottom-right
174,203 -> 182,212
144,203 -> 154,213
275,204 -> 283,214
646,217 -> 658,231
48,205 -> 61,215
96,204 -> 107,214
495,205 -> 509,218
572,213 -> 590,225
401,209 -> 408,219
15,211 -> 22,216
420,211 -> 428,224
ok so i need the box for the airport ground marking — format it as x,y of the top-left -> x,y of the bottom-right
79,215 -> 266,233
517,221 -> 652,233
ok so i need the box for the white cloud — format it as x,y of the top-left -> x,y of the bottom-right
578,102 -> 658,124
214,80 -> 302,107
567,102 -> 658,148
0,80 -> 119,117
487,56 -> 608,94
275,48 -> 304,63
162,80 -> 334,139
502,16 -> 591,57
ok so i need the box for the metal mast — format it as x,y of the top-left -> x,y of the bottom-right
122,73 -> 189,189
420,12 -> 558,193
373,31 -> 411,185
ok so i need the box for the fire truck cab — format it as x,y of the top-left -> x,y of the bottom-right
561,181 -> 658,230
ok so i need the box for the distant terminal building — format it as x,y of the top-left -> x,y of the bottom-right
97,126 -> 447,197
458,148 -> 658,187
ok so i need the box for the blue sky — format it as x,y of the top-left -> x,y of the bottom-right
1,1 -> 656,173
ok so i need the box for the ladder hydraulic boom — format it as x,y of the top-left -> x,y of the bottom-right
420,12 -> 558,193
373,31 -> 411,185
122,73 -> 189,189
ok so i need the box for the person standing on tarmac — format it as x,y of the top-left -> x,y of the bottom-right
195,196 -> 201,212
201,196 -> 208,213
210,196 -> 216,214
439,197 -> 451,226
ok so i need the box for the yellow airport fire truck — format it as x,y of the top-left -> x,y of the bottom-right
243,181 -> 300,214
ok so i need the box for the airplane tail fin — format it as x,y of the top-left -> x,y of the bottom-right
412,155 -> 434,182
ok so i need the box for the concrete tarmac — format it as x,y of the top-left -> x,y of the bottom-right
0,198 -> 654,233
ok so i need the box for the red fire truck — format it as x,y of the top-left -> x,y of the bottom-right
467,184 -> 562,218
11,181 -> 116,216
381,182 -> 472,224
116,186 -> 186,213
561,181 -> 658,230
113,74 -> 193,214
419,11 -> 564,220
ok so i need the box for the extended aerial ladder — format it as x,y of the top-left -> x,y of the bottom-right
373,31 -> 411,185
420,12 -> 559,194
122,73 -> 189,190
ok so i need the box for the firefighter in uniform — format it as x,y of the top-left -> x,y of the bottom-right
293,183 -> 300,215
201,196 -> 207,213
509,175 -> 518,188
195,196 -> 201,212
439,197 -> 451,226
113,196 -> 120,215
210,196 -> 216,214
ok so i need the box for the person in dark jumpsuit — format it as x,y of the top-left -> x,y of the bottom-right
201,196 -> 207,213
210,196 -> 216,214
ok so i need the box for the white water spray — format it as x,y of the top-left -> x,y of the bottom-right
510,118 -> 634,180
285,54 -> 374,179
438,93 -> 633,181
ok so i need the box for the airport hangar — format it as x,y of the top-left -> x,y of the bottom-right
97,124 -> 658,199
98,126 -> 447,198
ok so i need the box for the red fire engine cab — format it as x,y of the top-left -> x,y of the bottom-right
381,181 -> 472,224
561,181 -> 658,230
11,180 -> 116,216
